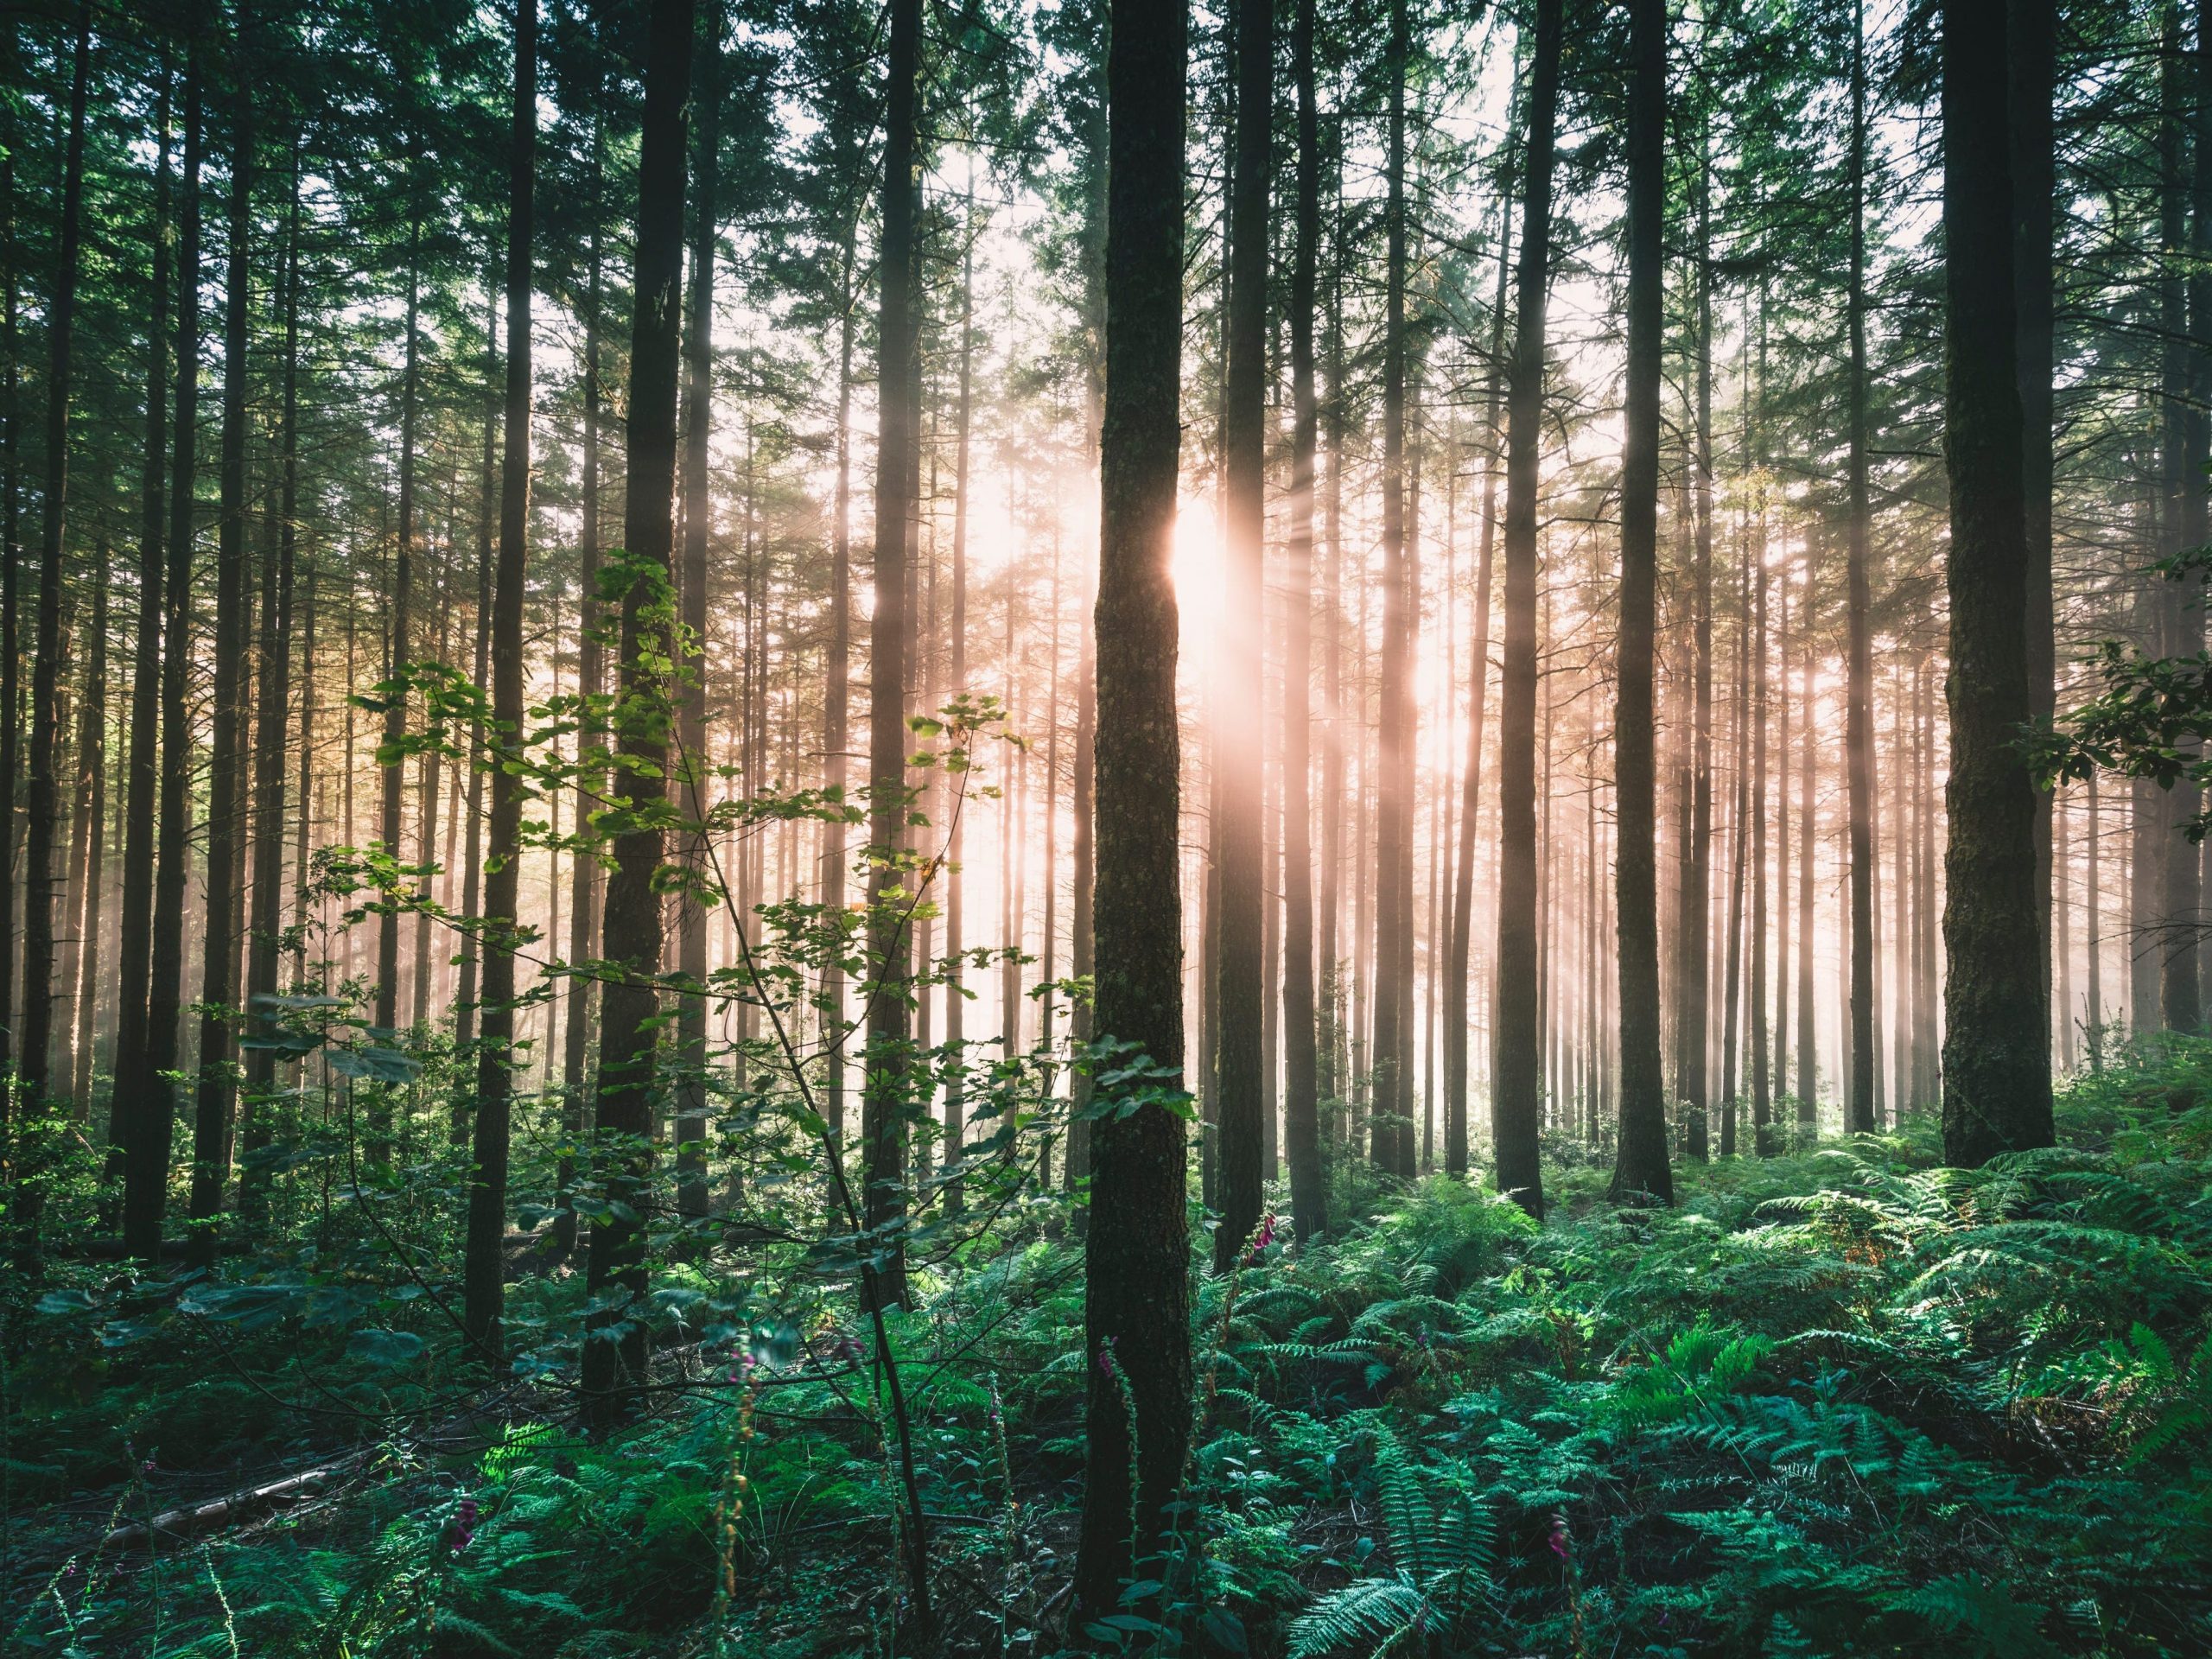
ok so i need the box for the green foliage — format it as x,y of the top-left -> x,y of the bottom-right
1285,1432 -> 1493,1657
15,1054 -> 2212,1656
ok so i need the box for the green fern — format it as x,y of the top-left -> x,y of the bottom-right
1888,1573 -> 2061,1659
1287,1433 -> 1493,1658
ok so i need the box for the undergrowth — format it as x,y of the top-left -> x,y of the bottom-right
9,1051 -> 2212,1656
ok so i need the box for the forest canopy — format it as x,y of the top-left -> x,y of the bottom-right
4,0 -> 2212,1652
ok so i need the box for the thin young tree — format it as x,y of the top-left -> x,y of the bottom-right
138,45 -> 205,1259
1448,139 -> 1513,1179
111,58 -> 171,1234
1372,0 -> 1417,1182
674,0 -> 721,1226
69,566 -> 108,1107
1282,0 -> 1327,1243
1844,0 -> 1877,1133
465,0 -> 536,1361
377,183 -> 424,1071
241,137 -> 305,1224
187,41 -> 253,1265
1215,0 -> 1271,1267
1676,115 -> 1716,1158
556,95 -> 606,1261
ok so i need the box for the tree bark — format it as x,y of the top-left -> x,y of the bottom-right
556,101 -> 605,1260
0,46 -> 20,1084
1282,0 -> 1326,1239
1370,0 -> 1417,1183
584,0 -> 691,1426
1940,0 -> 2054,1164
861,0 -> 920,1314
187,51 -> 252,1266
1677,121 -> 1716,1158
376,196 -> 423,1070
1720,553 -> 1749,1154
944,181 -> 976,1214
139,49 -> 204,1259
1608,0 -> 1671,1205
1795,538 -> 1817,1122
1215,0 -> 1271,1264
71,566 -> 108,1109
1492,0 -> 1561,1218
1846,0 -> 1878,1133
2159,0 -> 2200,1035
18,0 -> 92,1133
674,0 -> 721,1226
822,227 -> 854,1154
1447,139 -> 1513,1180
241,139 -> 303,1226
450,280 -> 497,1146
1073,0 -> 1192,1620
111,60 -> 171,1226
465,0 -> 535,1361
1750,482 -> 1770,1152
2014,0 -> 2056,1037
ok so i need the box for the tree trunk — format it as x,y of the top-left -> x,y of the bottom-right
1846,0 -> 1878,1133
18,0 -> 92,1140
556,103 -> 605,1260
1370,0 -> 1418,1185
1074,0 -> 1192,1620
1676,123 -> 1716,1160
111,60 -> 172,1230
465,0 -> 535,1362
1282,0 -> 1326,1239
584,0 -> 691,1426
377,196 -> 423,1073
1608,0 -> 1670,1206
1493,0 -> 1561,1217
1448,139 -> 1513,1180
2088,767 -> 2104,1064
1720,553 -> 1749,1154
1215,0 -> 1271,1264
0,49 -> 20,1084
138,51 -> 204,1259
674,0 -> 721,1226
2015,0 -> 2056,1036
241,141 -> 303,1227
450,282 -> 497,1146
1940,0 -> 2054,1163
187,57 -> 253,1266
1775,550 -> 1792,1115
822,226 -> 854,1154
2160,1 -> 2200,1035
1750,485 -> 1771,1153
1795,538 -> 1817,1121
943,182 -> 975,1213
71,567 -> 108,1109
861,0 -> 919,1314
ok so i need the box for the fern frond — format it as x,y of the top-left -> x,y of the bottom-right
1286,1575 -> 1431,1659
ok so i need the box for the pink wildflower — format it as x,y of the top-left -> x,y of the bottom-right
449,1496 -> 480,1554
1246,1212 -> 1281,1263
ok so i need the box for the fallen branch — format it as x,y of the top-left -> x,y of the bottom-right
101,1460 -> 350,1550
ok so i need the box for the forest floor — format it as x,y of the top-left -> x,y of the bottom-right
10,1048 -> 2212,1657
